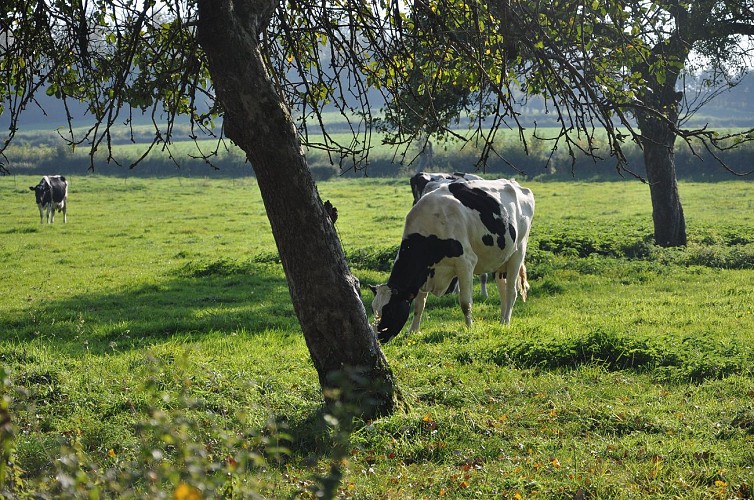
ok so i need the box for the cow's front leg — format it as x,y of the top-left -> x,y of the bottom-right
37,205 -> 44,224
458,273 -> 474,327
408,291 -> 429,332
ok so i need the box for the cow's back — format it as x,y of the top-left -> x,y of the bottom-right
50,176 -> 68,202
409,171 -> 483,204
404,179 -> 534,273
405,186 -> 470,240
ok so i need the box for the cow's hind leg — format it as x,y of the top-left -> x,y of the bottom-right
479,273 -> 489,299
495,272 -> 515,325
497,254 -> 525,324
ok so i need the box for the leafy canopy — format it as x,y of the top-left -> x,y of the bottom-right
1,0 -> 752,175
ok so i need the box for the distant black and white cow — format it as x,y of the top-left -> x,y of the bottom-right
29,175 -> 68,223
409,171 -> 483,204
370,178 -> 534,343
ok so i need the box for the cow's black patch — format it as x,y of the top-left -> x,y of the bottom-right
508,222 -> 517,243
377,233 -> 464,341
410,172 -> 483,204
449,182 -> 508,249
388,233 -> 463,298
410,173 -> 456,204
376,296 -> 411,343
482,234 -> 494,246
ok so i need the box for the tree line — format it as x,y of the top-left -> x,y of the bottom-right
6,129 -> 753,182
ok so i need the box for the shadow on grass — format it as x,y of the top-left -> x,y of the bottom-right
1,260 -> 297,356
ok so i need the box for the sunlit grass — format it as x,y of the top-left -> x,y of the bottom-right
1,175 -> 753,497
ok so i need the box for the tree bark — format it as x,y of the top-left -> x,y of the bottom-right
196,0 -> 396,418
632,27 -> 691,248
636,111 -> 687,247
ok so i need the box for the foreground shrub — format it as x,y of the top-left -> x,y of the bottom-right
1,356 -> 289,498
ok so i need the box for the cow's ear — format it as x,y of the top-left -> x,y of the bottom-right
368,284 -> 378,295
29,186 -> 35,191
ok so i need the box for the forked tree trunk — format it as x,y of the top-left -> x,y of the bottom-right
636,114 -> 687,247
197,0 -> 396,418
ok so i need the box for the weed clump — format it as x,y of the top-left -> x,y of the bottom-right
346,246 -> 399,272
482,329 -> 673,372
731,406 -> 754,434
179,258 -> 255,277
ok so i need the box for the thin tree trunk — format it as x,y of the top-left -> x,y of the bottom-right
630,25 -> 693,248
636,111 -> 687,247
197,0 -> 396,418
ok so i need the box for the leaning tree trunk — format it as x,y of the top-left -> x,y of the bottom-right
197,0 -> 396,418
636,113 -> 687,247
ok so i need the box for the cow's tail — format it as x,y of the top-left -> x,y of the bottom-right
517,263 -> 529,302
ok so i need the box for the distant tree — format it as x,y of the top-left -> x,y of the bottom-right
621,0 -> 754,246
372,6 -> 474,171
375,0 -> 754,247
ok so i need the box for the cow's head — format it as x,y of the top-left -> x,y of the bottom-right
368,284 -> 411,343
29,182 -> 49,205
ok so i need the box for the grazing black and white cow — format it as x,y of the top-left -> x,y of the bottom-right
29,175 -> 68,223
370,179 -> 534,343
409,171 -> 483,204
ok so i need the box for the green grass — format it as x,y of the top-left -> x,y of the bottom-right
1,175 -> 754,497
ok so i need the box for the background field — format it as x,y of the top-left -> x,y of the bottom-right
4,122 -> 754,181
1,175 -> 754,498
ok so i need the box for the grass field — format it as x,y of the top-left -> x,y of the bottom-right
1,175 -> 754,498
